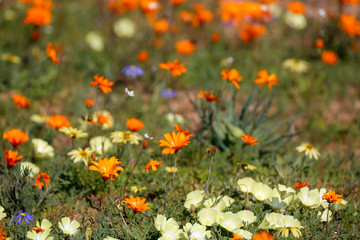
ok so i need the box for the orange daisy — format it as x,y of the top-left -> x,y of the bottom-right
126,118 -> 144,132
253,231 -> 274,240
137,50 -> 149,62
254,70 -> 279,90
84,99 -> 94,107
322,189 -> 342,204
12,93 -> 31,109
287,1 -> 306,14
293,182 -> 310,188
3,129 -> 29,147
170,0 -> 186,5
153,18 -> 170,34
198,90 -> 220,103
88,156 -> 124,181
159,131 -> 191,155
174,124 -> 193,138
4,150 -> 23,167
46,42 -> 59,64
47,115 -> 71,129
34,172 -> 50,190
221,68 -> 243,89
123,195 -> 150,212
241,133 -> 259,145
159,59 -> 187,77
90,75 -> 114,94
321,50 -> 338,65
23,6 -> 52,26
145,160 -> 163,173
239,23 -> 267,43
175,40 -> 196,55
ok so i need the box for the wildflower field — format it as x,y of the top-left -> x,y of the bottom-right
1,0 -> 360,239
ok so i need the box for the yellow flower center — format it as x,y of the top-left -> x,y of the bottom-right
305,143 -> 313,151
64,230 -> 70,234
21,213 -> 26,216
78,150 -> 89,158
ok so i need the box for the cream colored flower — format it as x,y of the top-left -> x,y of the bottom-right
20,162 -> 40,177
154,215 -> 183,240
113,18 -> 136,38
218,212 -> 243,232
58,217 -> 80,235
89,136 -> 113,155
60,127 -> 88,139
85,32 -> 104,52
267,185 -> 295,209
297,187 -> 322,208
110,131 -> 143,145
259,213 -> 303,238
318,209 -> 332,222
0,205 -> 6,220
197,208 -> 219,226
27,219 -> 53,240
184,190 -> 205,210
232,229 -> 252,240
130,185 -> 146,193
203,196 -> 234,212
30,114 -> 48,124
282,59 -> 310,73
237,177 -> 256,193
251,182 -> 273,201
165,167 -> 178,173
32,139 -> 54,159
182,223 -> 212,240
93,111 -> 113,129
296,142 -> 320,160
67,148 -> 92,165
237,210 -> 257,226
1,53 -> 21,63
103,237 -> 119,240
284,12 -> 307,30
165,113 -> 184,125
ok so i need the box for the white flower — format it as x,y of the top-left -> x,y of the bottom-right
282,59 -> 310,73
144,133 -> 153,140
85,32 -> 104,52
284,12 -> 307,30
30,114 -> 48,124
296,143 -> 320,160
125,88 -> 135,97
237,177 -> 256,193
197,208 -> 219,226
27,219 -> 53,240
203,196 -> 234,212
59,127 -> 88,139
113,18 -> 136,38
20,162 -> 40,177
154,215 -> 183,240
259,213 -> 303,238
318,209 -> 332,222
297,187 -> 323,208
184,190 -> 205,210
103,237 -> 119,240
67,148 -> 92,165
237,210 -> 257,226
32,139 -> 54,159
251,182 -> 272,201
182,223 -> 212,240
0,205 -> 6,220
89,136 -> 113,155
232,229 -> 252,240
218,212 -> 243,232
58,217 -> 80,235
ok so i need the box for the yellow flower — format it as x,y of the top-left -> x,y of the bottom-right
0,205 -> 6,220
238,162 -> 256,171
27,219 -> 53,240
89,136 -> 113,154
182,223 -> 212,240
110,131 -> 143,145
237,210 -> 257,226
296,142 -> 320,160
85,32 -> 104,52
1,53 -> 21,63
130,185 -> 147,193
67,148 -> 92,165
184,190 -> 205,210
165,166 -> 178,173
30,114 -> 48,124
237,177 -> 256,193
60,127 -> 88,139
282,58 -> 310,73
197,208 -> 219,226
251,182 -> 273,201
32,138 -> 54,159
218,212 -> 243,231
20,162 -> 40,177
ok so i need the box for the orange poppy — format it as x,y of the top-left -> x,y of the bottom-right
137,50 -> 149,62
170,0 -> 186,5
123,195 -> 150,212
23,6 -> 52,26
145,159 -> 163,173
89,156 -> 124,181
126,118 -> 144,132
229,233 -> 243,240
254,70 -> 279,90
175,40 -> 196,55
293,182 -> 310,188
211,32 -> 220,43
159,131 -> 191,155
338,14 -> 360,38
47,115 -> 71,129
316,38 -> 324,49
90,75 -> 114,94
159,59 -> 187,77
239,24 -> 267,43
221,68 -> 243,89
46,42 -> 59,64
241,133 -> 259,145
3,129 -> 29,147
287,1 -> 306,14
253,231 -> 274,240
322,189 -> 342,204
12,93 -> 30,109
4,150 -> 23,167
321,50 -> 338,65
34,172 -> 50,190
84,99 -> 94,107
174,124 -> 193,138
153,18 -> 170,34
198,90 -> 220,103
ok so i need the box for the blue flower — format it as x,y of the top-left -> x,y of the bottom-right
122,65 -> 144,78
160,88 -> 178,99
12,210 -> 34,224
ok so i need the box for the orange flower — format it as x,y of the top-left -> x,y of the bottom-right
89,156 -> 124,181
12,93 -> 30,109
96,113 -> 112,127
316,38 -> 324,49
159,131 -> 191,155
46,42 -> 59,64
138,50 -> 149,62
194,4 -> 213,24
170,0 -> 186,5
293,182 -> 310,188
254,70 -> 279,90
179,11 -> 195,24
198,90 -> 220,103
241,133 -> 259,145
153,18 -> 170,34
140,0 -> 161,16
159,59 -> 187,77
47,115 -> 71,129
175,40 -> 196,55
4,150 -> 23,167
84,99 -> 94,107
321,50 -> 338,65
145,160 -> 163,173
23,6 -> 52,26
211,32 -> 220,43
3,129 -> 29,147
253,231 -> 274,240
338,14 -> 360,37
239,24 -> 267,43
29,227 -> 45,233
0,222 -> 8,240
221,68 -> 243,89
34,172 -> 50,190
126,118 -> 144,132
287,1 -> 306,14
123,195 -> 150,212
90,75 -> 114,94
229,233 -> 243,240
322,189 -> 342,204
174,124 -> 193,138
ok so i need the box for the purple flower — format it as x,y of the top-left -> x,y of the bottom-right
160,89 -> 178,98
122,65 -> 144,78
12,210 -> 34,224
